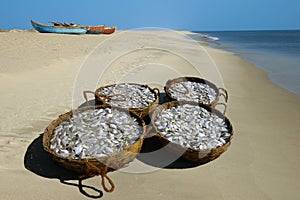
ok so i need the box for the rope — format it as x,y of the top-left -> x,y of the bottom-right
101,169 -> 115,193
218,88 -> 228,102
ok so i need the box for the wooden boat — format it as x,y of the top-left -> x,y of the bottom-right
86,25 -> 105,34
102,26 -> 116,34
86,25 -> 116,34
30,19 -> 87,34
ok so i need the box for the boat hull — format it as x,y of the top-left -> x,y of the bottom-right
31,19 -> 87,34
102,26 -> 116,34
86,26 -> 104,34
86,26 -> 116,34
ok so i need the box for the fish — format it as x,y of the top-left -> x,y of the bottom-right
98,83 -> 156,108
168,81 -> 217,104
50,107 -> 143,159
154,104 -> 231,150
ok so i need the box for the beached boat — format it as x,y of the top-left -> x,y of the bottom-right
86,25 -> 116,34
30,19 -> 87,34
102,26 -> 116,34
86,25 -> 105,34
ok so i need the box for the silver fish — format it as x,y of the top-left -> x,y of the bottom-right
50,107 -> 143,159
154,104 -> 230,150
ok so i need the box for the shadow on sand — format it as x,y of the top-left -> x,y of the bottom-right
24,134 -> 104,198
137,136 -> 203,169
24,92 -> 205,198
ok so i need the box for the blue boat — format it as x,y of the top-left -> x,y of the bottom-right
30,19 -> 87,34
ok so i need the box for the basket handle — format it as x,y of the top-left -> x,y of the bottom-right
83,91 -> 95,106
214,102 -> 227,115
82,160 -> 115,193
153,88 -> 160,96
218,88 -> 228,103
101,170 -> 115,193
145,126 -> 155,138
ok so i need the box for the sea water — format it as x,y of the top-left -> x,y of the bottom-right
192,30 -> 300,97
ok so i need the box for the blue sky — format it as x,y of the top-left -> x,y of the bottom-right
1,0 -> 299,31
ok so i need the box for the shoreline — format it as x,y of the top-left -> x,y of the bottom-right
0,31 -> 299,199
214,46 -> 300,99
220,48 -> 300,98
194,30 -> 300,98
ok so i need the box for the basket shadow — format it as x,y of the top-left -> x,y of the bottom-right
78,99 -> 96,108
23,90 -> 216,197
24,134 -> 103,199
137,136 -> 204,169
158,91 -> 171,105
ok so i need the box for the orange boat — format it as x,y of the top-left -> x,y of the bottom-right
87,25 -> 116,34
102,26 -> 116,34
87,25 -> 105,32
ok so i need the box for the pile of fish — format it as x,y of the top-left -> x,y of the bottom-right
154,104 -> 231,150
50,108 -> 143,159
168,81 -> 217,104
98,83 -> 156,108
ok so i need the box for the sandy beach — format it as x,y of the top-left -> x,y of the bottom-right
0,30 -> 300,200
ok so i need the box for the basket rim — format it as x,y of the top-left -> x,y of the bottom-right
150,100 -> 233,153
94,82 -> 160,110
43,105 -> 146,162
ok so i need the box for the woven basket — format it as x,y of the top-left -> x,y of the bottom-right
150,101 -> 233,164
90,83 -> 159,118
43,105 -> 145,192
164,77 -> 228,113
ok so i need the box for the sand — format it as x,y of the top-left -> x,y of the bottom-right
0,30 -> 299,200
